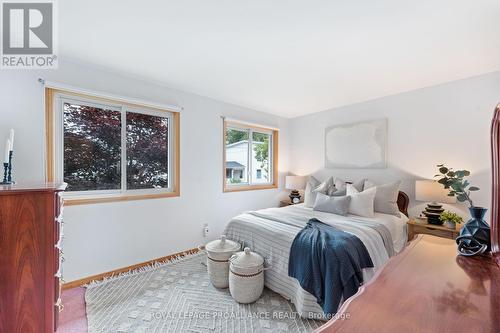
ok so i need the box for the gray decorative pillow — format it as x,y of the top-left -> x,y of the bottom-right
304,176 -> 321,207
364,179 -> 376,190
330,187 -> 346,196
334,178 -> 365,193
327,184 -> 339,196
365,181 -> 402,217
313,176 -> 334,195
313,193 -> 351,216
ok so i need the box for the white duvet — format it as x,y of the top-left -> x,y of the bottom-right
296,205 -> 409,253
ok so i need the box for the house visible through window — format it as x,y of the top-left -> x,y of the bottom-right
48,90 -> 179,203
224,120 -> 278,191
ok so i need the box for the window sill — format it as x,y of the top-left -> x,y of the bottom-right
64,191 -> 180,206
223,184 -> 278,193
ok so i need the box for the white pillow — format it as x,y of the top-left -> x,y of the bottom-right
346,184 -> 377,217
304,176 -> 321,207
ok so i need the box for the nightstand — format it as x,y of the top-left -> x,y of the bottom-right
280,199 -> 303,207
407,218 -> 462,241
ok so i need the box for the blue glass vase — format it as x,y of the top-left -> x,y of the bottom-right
456,207 -> 490,256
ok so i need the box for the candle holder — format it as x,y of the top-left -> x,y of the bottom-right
1,162 -> 11,185
7,150 -> 13,183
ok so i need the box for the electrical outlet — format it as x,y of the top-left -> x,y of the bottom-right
203,223 -> 209,237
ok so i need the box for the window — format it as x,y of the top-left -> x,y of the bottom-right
63,101 -> 122,191
223,120 -> 278,191
45,88 -> 180,205
126,112 -> 169,190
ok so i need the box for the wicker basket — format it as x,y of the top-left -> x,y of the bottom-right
198,235 -> 240,288
229,247 -> 265,304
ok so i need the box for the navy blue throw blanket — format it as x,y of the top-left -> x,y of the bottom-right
289,218 -> 374,316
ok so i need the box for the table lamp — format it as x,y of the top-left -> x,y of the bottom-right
285,176 -> 307,204
415,180 -> 456,225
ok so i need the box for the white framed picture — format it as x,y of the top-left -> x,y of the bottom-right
325,119 -> 387,168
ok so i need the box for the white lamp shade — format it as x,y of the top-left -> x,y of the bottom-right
415,180 -> 456,204
285,176 -> 307,190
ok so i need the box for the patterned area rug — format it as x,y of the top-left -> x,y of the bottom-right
85,253 -> 323,333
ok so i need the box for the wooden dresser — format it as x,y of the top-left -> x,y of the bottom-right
0,183 -> 66,333
316,235 -> 500,333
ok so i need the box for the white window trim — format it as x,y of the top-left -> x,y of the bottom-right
225,124 -> 274,188
53,92 -> 174,199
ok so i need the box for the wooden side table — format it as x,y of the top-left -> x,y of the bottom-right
407,218 -> 461,241
280,199 -> 304,207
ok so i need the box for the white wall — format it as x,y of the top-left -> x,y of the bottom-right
0,60 -> 290,281
289,71 -> 500,219
2,60 -> 499,281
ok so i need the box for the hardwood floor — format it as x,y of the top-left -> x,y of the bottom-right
56,288 -> 87,333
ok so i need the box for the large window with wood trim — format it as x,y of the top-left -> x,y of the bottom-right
223,120 -> 278,191
45,88 -> 180,204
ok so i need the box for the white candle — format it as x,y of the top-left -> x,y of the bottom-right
4,140 -> 10,164
9,129 -> 14,151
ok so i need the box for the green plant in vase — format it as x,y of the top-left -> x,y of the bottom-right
435,164 -> 490,256
439,210 -> 463,230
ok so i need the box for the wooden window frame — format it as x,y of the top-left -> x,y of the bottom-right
223,120 -> 278,192
45,88 -> 180,205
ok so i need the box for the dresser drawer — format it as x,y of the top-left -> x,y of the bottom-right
55,248 -> 61,277
55,296 -> 63,329
56,192 -> 64,220
54,253 -> 63,329
55,276 -> 60,303
55,219 -> 64,248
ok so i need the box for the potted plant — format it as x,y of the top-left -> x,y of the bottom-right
439,211 -> 463,230
435,164 -> 490,256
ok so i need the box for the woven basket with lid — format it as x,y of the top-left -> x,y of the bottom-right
229,247 -> 265,303
199,235 -> 240,288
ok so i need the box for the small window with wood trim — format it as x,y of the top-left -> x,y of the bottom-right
45,88 -> 180,205
223,120 -> 278,192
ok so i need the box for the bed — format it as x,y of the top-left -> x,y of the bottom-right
223,191 -> 409,319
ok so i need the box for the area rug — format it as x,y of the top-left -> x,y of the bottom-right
85,253 -> 323,333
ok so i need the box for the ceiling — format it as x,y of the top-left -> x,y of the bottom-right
59,1 -> 500,118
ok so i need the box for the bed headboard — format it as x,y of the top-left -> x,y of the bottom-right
398,191 -> 409,217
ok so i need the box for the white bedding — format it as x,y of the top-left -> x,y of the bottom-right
223,204 -> 408,319
296,205 -> 409,253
